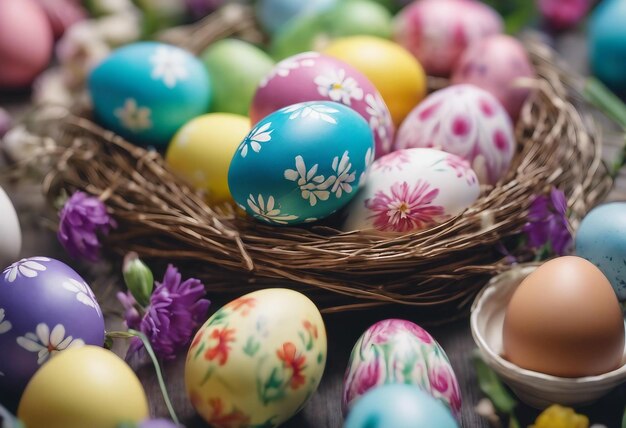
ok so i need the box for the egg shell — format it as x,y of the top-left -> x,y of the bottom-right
18,346 -> 149,428
0,186 -> 22,268
256,0 -> 337,35
393,0 -> 503,76
503,256 -> 625,378
185,288 -> 327,427
394,84 -> 516,185
88,41 -> 211,149
230,101 -> 374,225
252,52 -> 393,157
0,257 -> 105,399
344,384 -> 459,428
589,0 -> 626,97
166,113 -> 251,201
343,148 -> 480,232
575,202 -> 626,301
201,39 -> 275,116
342,319 -> 462,419
0,0 -> 53,88
451,35 -> 535,120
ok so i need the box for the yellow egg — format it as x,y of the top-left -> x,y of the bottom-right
323,35 -> 427,126
185,288 -> 327,427
166,113 -> 251,201
18,346 -> 149,428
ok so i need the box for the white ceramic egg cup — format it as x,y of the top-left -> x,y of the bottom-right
471,264 -> 626,408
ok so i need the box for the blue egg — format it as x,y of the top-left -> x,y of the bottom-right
256,0 -> 336,34
344,384 -> 459,428
88,41 -> 211,148
228,101 -> 374,225
575,202 -> 626,301
589,0 -> 626,97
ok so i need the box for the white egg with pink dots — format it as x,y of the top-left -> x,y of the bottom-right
394,84 -> 516,185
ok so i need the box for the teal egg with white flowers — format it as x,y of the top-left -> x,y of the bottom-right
88,41 -> 211,148
228,101 -> 374,225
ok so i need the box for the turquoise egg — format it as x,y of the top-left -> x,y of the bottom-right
575,202 -> 626,301
228,101 -> 374,225
344,384 -> 459,428
88,41 -> 211,148
589,0 -> 626,97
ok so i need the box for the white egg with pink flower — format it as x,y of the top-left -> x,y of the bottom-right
343,148 -> 480,232
394,84 -> 516,185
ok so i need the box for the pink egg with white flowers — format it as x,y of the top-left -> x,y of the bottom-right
394,84 -> 516,185
394,0 -> 503,76
451,35 -> 536,120
251,52 -> 395,157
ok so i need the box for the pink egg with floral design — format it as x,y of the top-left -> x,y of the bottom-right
342,319 -> 462,419
394,0 -> 503,76
394,84 -> 516,185
251,52 -> 395,157
451,35 -> 536,120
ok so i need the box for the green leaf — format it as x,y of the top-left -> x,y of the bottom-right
123,252 -> 153,307
243,336 -> 261,357
472,351 -> 518,415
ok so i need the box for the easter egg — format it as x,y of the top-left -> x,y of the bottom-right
0,186 -> 22,268
166,113 -> 250,201
451,35 -> 535,120
18,346 -> 149,428
344,384 -> 459,428
0,0 -> 53,88
575,202 -> 626,301
323,35 -> 426,126
394,0 -> 503,76
343,319 -> 461,418
589,0 -> 626,97
230,101 -> 374,225
252,52 -> 393,157
270,0 -> 393,60
185,289 -> 327,427
256,0 -> 337,35
0,257 -> 105,400
88,41 -> 211,148
201,39 -> 275,116
394,85 -> 516,185
344,148 -> 480,232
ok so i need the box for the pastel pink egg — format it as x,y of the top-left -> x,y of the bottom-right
251,52 -> 395,158
451,35 -> 536,120
394,0 -> 503,76
394,84 -> 516,185
0,0 -> 53,88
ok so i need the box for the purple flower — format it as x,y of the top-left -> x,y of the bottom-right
523,188 -> 572,256
58,191 -> 116,262
118,264 -> 210,360
537,0 -> 591,30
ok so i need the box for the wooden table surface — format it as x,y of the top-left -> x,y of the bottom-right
2,31 -> 626,428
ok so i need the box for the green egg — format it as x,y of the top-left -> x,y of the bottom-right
201,39 -> 275,116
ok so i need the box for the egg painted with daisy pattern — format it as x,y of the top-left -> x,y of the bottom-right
0,257 -> 105,401
88,41 -> 211,149
251,52 -> 394,158
229,101 -> 374,225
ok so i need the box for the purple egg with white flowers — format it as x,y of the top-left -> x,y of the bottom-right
0,257 -> 105,399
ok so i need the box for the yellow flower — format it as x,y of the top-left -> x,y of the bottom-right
529,405 -> 589,428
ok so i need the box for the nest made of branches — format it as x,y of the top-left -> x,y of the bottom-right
19,6 -> 613,317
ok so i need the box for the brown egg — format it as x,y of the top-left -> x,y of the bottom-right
503,256 -> 625,377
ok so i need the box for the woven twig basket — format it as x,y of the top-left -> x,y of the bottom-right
22,5 -> 613,316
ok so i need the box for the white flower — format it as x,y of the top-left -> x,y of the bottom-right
3,257 -> 51,283
284,155 -> 335,206
314,69 -> 364,106
281,103 -> 339,125
114,98 -> 152,132
330,151 -> 356,198
359,147 -> 374,187
62,279 -> 101,317
17,323 -> 85,365
0,309 -> 11,335
150,46 -> 189,89
246,194 -> 298,225
259,52 -> 319,87
239,122 -> 273,158
365,93 -> 393,153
